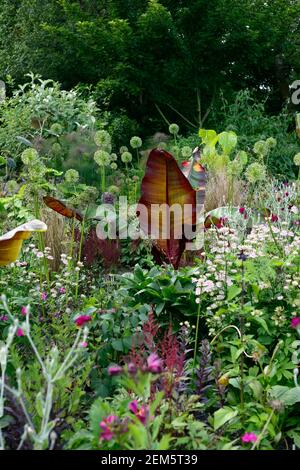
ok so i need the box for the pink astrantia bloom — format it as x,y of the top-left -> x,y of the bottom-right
99,415 -> 117,441
75,315 -> 92,327
41,292 -> 47,301
59,287 -> 66,294
108,365 -> 123,376
79,341 -> 88,348
147,353 -> 162,373
241,432 -> 258,443
16,327 -> 24,337
21,306 -> 27,316
291,317 -> 300,329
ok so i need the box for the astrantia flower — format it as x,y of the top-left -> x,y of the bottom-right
181,146 -> 192,158
94,130 -> 111,148
121,151 -> 132,163
293,153 -> 300,166
147,353 -> 162,373
65,169 -> 79,184
79,341 -> 88,348
291,317 -> 300,329
75,315 -> 92,327
130,136 -> 142,149
108,365 -> 123,376
271,214 -> 278,222
245,162 -> 266,184
94,150 -> 111,167
21,148 -> 39,166
41,292 -> 47,301
59,287 -> 66,294
169,123 -> 179,135
239,207 -> 246,214
241,432 -> 257,443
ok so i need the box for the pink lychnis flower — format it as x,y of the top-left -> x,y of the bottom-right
147,353 -> 162,373
108,365 -> 123,376
75,315 -> 92,327
21,306 -> 28,316
128,400 -> 149,425
291,317 -> 300,329
16,327 -> 24,337
99,415 -> 117,441
241,432 -> 258,443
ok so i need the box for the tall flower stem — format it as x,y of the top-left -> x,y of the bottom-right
75,217 -> 85,301
193,299 -> 202,370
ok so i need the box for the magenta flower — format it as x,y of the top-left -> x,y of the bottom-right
59,287 -> 66,294
79,341 -> 88,348
291,317 -> 300,329
128,400 -> 138,414
0,315 -> 8,322
239,207 -> 246,214
16,327 -> 24,337
271,214 -> 278,222
241,432 -> 258,443
108,365 -> 123,376
127,362 -> 137,375
75,315 -> 92,327
41,292 -> 47,301
128,400 -> 149,425
21,306 -> 27,316
147,353 -> 162,373
99,415 -> 117,441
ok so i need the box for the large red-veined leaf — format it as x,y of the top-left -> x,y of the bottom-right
137,149 -> 196,268
43,196 -> 83,222
181,147 -> 206,206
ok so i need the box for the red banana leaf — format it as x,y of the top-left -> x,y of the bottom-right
137,149 -> 197,268
43,196 -> 83,222
181,147 -> 206,206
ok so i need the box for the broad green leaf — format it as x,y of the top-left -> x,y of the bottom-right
213,406 -> 238,430
218,131 -> 238,155
227,285 -> 242,301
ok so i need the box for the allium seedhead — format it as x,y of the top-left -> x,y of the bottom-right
130,136 -> 142,149
65,168 -> 79,183
293,153 -> 300,166
245,162 -> 266,184
121,151 -> 132,163
169,123 -> 179,135
94,130 -> 111,148
21,148 -> 39,166
94,149 -> 111,167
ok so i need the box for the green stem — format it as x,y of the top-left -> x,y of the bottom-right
193,300 -> 201,369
